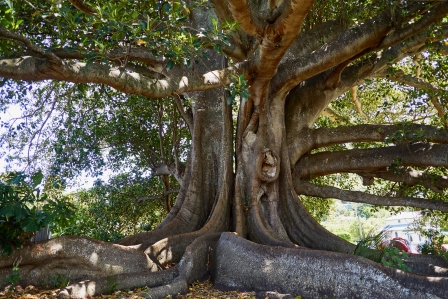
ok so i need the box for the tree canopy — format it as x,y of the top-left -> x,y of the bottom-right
1,1 -> 448,298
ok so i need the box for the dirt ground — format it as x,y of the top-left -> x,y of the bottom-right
0,280 -> 261,299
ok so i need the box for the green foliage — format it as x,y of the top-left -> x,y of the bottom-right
301,195 -> 334,223
0,172 -> 75,255
4,265 -> 22,289
337,233 -> 351,241
56,172 -> 167,242
50,273 -> 70,288
354,229 -> 411,272
416,229 -> 448,261
381,246 -> 411,272
0,1 -> 23,30
226,75 -> 250,105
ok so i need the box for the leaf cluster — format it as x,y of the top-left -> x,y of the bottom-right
0,171 -> 75,255
226,75 -> 250,105
354,228 -> 411,272
56,172 -> 167,242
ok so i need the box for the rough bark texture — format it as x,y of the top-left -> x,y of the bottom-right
213,233 -> 448,299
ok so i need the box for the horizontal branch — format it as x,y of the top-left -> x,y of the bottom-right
0,56 -> 246,98
284,31 -> 444,162
295,143 -> 448,179
290,124 -> 448,164
356,168 -> 448,193
380,70 -> 443,92
294,181 -> 448,213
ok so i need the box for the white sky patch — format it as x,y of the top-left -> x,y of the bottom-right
0,104 -> 22,173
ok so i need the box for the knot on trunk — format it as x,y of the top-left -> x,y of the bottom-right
256,149 -> 279,182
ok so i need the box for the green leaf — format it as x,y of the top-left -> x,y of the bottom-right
166,60 -> 175,70
31,171 -> 43,188
22,217 -> 41,232
162,2 -> 171,13
131,11 -> 139,19
211,17 -> 218,31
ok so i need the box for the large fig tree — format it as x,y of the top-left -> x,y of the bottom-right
1,0 -> 448,298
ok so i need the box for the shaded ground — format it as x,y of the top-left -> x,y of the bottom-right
0,280 -> 258,299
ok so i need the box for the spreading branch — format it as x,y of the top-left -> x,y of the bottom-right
227,0 -> 263,37
0,56 -> 247,98
273,2 -> 448,97
290,124 -> 448,165
294,181 -> 448,213
295,143 -> 448,179
356,168 -> 448,193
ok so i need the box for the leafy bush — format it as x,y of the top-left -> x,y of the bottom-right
337,233 -> 352,242
354,228 -> 411,272
0,172 -> 75,255
55,173 -> 167,242
417,229 -> 448,262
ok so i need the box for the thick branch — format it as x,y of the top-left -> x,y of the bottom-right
295,143 -> 448,179
274,2 -> 448,98
0,56 -> 246,98
378,2 -> 448,49
357,168 -> 448,193
227,0 -> 263,37
290,124 -> 448,165
286,32 -> 448,167
247,0 -> 315,104
294,181 -> 448,213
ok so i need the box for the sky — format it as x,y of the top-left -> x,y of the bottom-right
0,104 -> 20,173
0,104 -> 106,190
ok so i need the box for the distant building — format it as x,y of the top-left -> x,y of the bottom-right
383,211 -> 429,253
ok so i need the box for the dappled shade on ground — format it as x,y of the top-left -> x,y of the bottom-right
0,280 -> 257,299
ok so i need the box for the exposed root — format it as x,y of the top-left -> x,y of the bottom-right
213,233 -> 448,299
59,233 -> 222,299
58,267 -> 178,299
0,236 -> 156,289
2,233 -> 448,299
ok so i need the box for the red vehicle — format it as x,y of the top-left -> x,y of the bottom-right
381,237 -> 412,252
